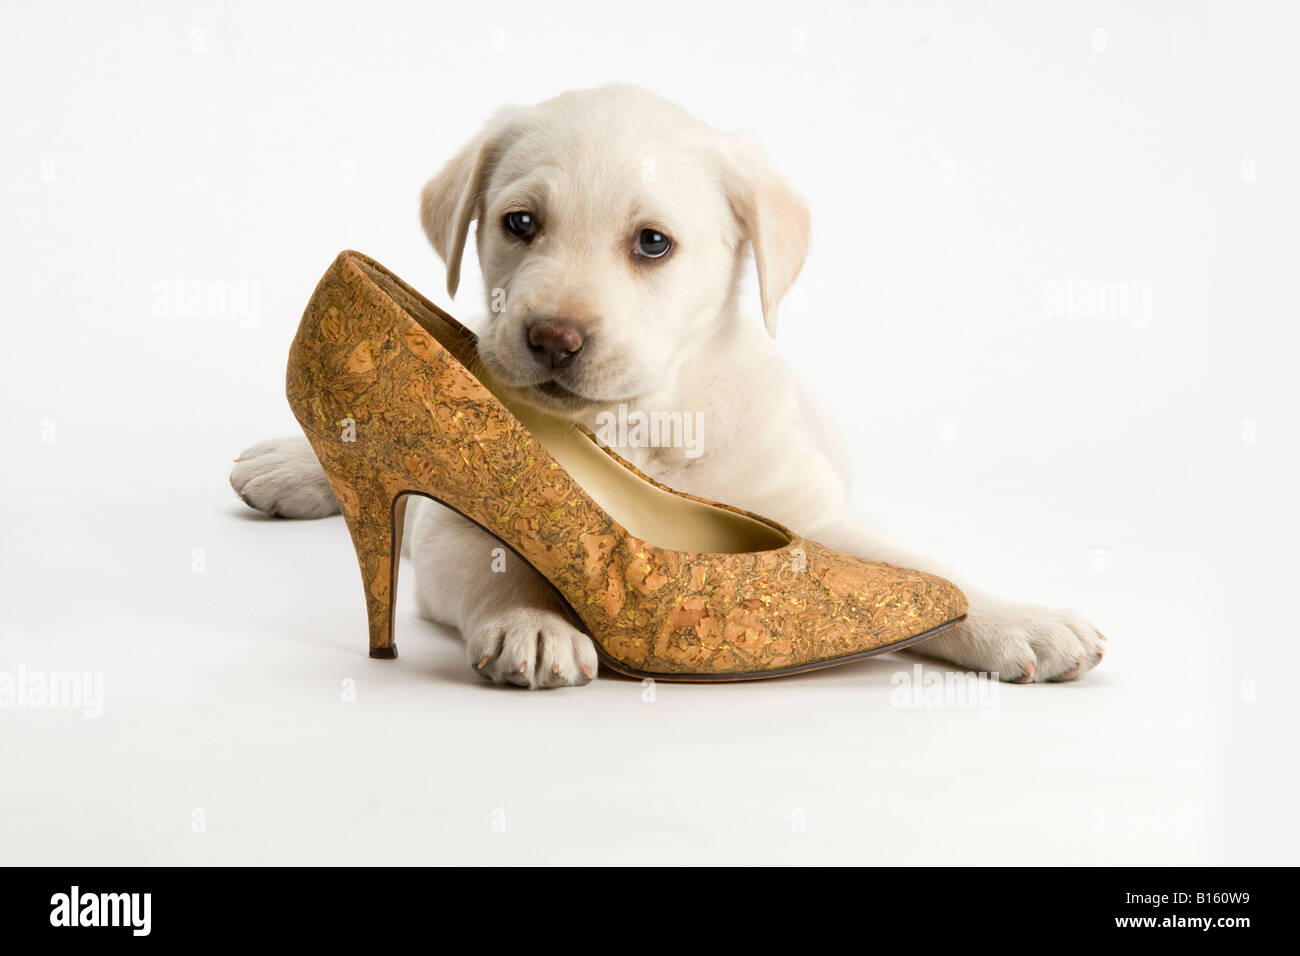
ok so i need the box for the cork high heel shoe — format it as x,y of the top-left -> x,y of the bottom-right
286,251 -> 968,681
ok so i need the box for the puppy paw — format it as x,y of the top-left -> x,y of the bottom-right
913,597 -> 1105,683
229,436 -> 339,519
466,608 -> 598,689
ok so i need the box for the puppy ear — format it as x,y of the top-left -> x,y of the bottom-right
419,107 -> 521,299
721,135 -> 811,337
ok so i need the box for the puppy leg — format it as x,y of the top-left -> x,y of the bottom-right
408,500 -> 599,689
808,513 -> 1105,683
230,436 -> 339,518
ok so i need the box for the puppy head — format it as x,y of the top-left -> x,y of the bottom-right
420,84 -> 809,416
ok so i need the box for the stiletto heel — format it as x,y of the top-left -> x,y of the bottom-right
288,251 -> 968,681
302,430 -> 407,659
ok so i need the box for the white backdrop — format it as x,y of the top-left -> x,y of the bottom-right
2,0 -> 1296,864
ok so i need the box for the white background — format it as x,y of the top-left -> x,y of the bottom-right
2,0 -> 1296,864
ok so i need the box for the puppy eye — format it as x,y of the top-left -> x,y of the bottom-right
634,228 -> 672,259
503,211 -> 536,240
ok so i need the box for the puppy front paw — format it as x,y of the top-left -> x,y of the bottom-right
914,597 -> 1106,683
230,436 -> 339,519
466,608 -> 598,689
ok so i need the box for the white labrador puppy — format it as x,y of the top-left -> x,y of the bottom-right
232,84 -> 1105,687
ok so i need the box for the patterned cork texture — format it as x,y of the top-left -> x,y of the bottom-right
286,251 -> 968,680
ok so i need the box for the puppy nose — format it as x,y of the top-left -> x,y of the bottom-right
526,319 -> 585,369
